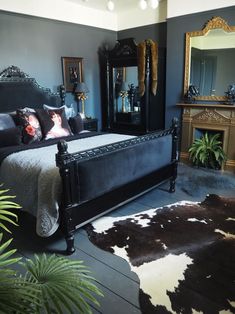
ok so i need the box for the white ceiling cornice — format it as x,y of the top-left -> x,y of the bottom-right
0,0 -> 118,30
167,0 -> 235,19
0,0 -> 167,31
0,0 -> 234,31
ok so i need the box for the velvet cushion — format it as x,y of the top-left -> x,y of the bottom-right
0,127 -> 22,148
36,108 -> 72,140
16,108 -> 42,144
0,113 -> 16,130
69,114 -> 84,134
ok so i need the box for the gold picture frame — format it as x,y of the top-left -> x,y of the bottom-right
61,57 -> 83,92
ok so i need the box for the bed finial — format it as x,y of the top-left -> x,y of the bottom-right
57,140 -> 68,155
56,140 -> 69,167
172,117 -> 179,129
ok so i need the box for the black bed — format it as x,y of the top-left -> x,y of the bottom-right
0,66 -> 179,254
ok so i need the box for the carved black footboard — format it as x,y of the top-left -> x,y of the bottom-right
56,118 -> 179,254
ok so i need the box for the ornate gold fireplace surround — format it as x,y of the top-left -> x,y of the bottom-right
178,103 -> 235,171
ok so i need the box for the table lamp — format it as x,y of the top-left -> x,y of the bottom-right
74,82 -> 89,119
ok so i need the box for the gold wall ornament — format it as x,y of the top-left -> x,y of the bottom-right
203,16 -> 231,32
183,16 -> 235,102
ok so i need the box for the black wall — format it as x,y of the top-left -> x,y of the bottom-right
118,23 -> 167,130
0,10 -> 117,127
165,5 -> 235,127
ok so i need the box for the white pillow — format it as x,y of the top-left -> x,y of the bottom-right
22,107 -> 36,112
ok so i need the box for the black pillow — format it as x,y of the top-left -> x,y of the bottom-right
0,113 -> 16,131
16,108 -> 42,144
36,108 -> 72,140
69,114 -> 84,134
0,127 -> 22,148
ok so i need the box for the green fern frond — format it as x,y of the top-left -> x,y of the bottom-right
0,276 -> 41,314
0,234 -> 21,267
0,188 -> 20,234
0,233 -> 41,314
0,187 -> 103,314
21,254 -> 104,314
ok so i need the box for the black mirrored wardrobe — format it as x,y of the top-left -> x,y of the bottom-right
99,38 -> 165,134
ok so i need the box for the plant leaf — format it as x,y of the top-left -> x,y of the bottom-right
22,254 -> 103,314
188,132 -> 227,169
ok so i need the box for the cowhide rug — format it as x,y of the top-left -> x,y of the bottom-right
86,194 -> 235,314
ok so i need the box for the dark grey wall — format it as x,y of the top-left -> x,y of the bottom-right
118,22 -> 167,47
0,11 -> 117,127
1,7 -> 235,130
165,5 -> 235,127
118,23 -> 167,129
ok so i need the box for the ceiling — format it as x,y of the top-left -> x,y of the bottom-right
66,0 -> 158,12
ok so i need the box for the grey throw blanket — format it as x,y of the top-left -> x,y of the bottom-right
0,133 -> 134,237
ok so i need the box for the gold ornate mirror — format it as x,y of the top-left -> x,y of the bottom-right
184,16 -> 235,101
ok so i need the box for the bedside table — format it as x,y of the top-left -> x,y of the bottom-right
83,118 -> 98,131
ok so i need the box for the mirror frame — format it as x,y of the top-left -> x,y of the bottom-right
184,16 -> 235,101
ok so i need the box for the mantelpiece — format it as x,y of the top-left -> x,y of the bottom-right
177,103 -> 235,171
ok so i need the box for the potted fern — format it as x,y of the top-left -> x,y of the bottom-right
0,187 -> 103,314
189,132 -> 227,169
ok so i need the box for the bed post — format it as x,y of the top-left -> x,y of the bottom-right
170,117 -> 179,193
56,140 -> 75,255
60,85 -> 66,106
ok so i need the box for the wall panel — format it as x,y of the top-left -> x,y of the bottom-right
0,10 -> 117,126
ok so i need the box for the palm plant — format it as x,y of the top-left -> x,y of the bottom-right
0,187 -> 39,314
0,187 -> 20,233
0,234 -> 41,314
189,132 -> 227,169
22,254 -> 102,314
0,187 -> 103,314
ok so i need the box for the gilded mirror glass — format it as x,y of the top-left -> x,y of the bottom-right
184,16 -> 235,101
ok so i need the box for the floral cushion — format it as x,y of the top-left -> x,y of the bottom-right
16,108 -> 42,144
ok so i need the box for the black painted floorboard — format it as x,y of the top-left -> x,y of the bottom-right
4,163 -> 235,313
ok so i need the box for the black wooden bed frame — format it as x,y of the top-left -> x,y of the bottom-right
0,66 -> 179,255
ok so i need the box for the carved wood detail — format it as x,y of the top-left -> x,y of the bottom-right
193,109 -> 229,123
0,65 -> 60,98
203,16 -> 233,33
0,65 -> 28,78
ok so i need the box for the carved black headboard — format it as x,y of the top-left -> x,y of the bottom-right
0,66 -> 64,113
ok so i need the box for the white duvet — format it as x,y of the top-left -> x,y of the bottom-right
0,133 -> 135,237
